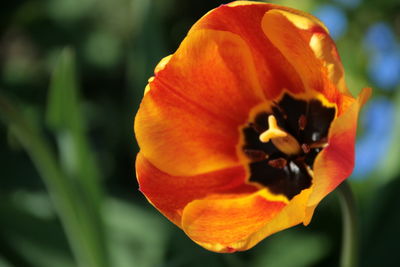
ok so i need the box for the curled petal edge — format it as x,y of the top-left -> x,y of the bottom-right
181,187 -> 312,252
307,87 -> 372,208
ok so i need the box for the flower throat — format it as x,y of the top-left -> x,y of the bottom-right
242,93 -> 336,200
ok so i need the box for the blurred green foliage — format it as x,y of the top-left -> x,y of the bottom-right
1,0 -> 400,266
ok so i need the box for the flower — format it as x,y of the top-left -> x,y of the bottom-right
134,1 -> 370,253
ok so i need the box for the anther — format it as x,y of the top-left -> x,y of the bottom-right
268,158 -> 287,168
301,144 -> 310,153
243,149 -> 268,161
309,137 -> 328,149
298,115 -> 307,130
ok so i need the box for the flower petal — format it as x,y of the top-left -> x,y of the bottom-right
309,32 -> 349,95
136,153 -> 256,226
262,10 -> 326,93
261,9 -> 351,105
181,187 -> 311,252
248,187 -> 313,241
194,3 -> 348,106
155,29 -> 265,124
192,3 -> 307,99
308,87 -> 371,207
135,29 -> 266,176
181,189 -> 286,252
135,82 -> 238,176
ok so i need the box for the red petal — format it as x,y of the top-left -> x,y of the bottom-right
308,88 -> 371,207
154,29 -> 265,125
192,3 -> 307,99
136,153 -> 256,226
135,29 -> 266,176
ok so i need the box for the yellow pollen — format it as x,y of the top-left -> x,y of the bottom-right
259,115 -> 301,155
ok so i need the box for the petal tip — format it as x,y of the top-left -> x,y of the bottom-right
359,87 -> 372,106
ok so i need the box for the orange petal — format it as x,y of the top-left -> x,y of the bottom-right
181,187 -> 312,252
154,55 -> 172,74
135,29 -> 267,176
262,10 -> 327,94
308,88 -> 371,207
272,9 -> 348,96
191,3 -> 307,99
136,153 -> 256,226
309,32 -> 349,95
261,8 -> 353,108
225,0 -> 330,33
135,82 -> 239,176
194,3 -> 347,104
155,28 -> 265,125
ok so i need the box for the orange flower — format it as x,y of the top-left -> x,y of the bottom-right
134,1 -> 370,252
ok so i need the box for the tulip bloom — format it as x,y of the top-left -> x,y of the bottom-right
134,1 -> 370,252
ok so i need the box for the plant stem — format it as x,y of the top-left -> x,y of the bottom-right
337,181 -> 358,267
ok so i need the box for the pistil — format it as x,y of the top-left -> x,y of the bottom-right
259,115 -> 301,155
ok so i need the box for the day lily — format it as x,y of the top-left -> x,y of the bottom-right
134,1 -> 370,252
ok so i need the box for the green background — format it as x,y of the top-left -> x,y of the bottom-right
1,0 -> 399,266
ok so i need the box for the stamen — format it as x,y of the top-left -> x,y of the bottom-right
259,115 -> 301,155
268,158 -> 287,168
309,137 -> 328,149
242,93 -> 335,200
244,149 -> 268,161
301,144 -> 310,153
298,115 -> 307,130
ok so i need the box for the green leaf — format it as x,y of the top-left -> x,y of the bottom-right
46,47 -> 80,131
0,48 -> 109,267
46,48 -> 103,205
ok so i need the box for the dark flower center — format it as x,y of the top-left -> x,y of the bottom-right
242,93 -> 336,200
